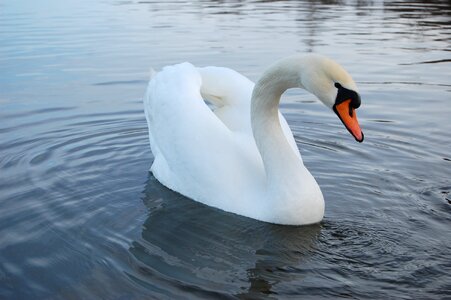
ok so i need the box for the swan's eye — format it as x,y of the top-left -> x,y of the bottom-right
334,82 -> 342,89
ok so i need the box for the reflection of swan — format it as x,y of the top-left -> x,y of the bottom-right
128,174 -> 322,297
144,54 -> 363,225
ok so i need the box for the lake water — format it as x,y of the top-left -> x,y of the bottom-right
1,0 -> 450,299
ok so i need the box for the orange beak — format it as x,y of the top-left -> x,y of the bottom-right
333,99 -> 364,142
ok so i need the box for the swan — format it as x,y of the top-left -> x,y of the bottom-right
144,54 -> 363,225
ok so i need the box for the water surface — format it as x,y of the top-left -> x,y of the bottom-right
1,0 -> 450,299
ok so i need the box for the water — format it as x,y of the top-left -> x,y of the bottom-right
1,0 -> 450,298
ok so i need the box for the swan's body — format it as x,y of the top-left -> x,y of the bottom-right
144,54 -> 363,225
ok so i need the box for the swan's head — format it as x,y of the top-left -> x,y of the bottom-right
299,55 -> 364,142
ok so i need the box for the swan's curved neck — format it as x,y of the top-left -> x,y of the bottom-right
251,56 -> 325,224
251,57 -> 315,191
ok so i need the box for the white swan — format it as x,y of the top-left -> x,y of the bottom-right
144,54 -> 363,225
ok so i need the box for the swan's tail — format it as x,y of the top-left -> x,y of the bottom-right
149,67 -> 157,80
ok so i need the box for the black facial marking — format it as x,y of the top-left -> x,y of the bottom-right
334,83 -> 361,109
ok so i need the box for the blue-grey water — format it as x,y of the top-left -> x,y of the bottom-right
1,0 -> 450,299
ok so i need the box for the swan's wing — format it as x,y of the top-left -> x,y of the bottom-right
197,66 -> 254,107
196,66 -> 254,132
197,65 -> 301,160
144,62 -> 262,203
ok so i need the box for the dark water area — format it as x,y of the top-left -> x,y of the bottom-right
0,0 -> 450,299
